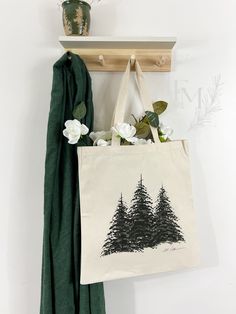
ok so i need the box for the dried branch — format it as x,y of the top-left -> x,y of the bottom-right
189,75 -> 223,130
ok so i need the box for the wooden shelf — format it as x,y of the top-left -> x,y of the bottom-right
59,36 -> 176,72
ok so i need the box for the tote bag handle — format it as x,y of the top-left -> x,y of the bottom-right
111,58 -> 160,146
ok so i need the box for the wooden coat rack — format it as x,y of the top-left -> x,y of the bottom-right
59,36 -> 176,72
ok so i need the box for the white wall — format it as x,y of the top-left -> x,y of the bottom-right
1,0 -> 236,313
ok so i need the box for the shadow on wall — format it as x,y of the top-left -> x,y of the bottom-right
6,57 -> 53,314
188,135 -> 219,268
105,278 -> 136,314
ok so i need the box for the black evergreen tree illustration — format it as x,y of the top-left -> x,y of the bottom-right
152,186 -> 185,247
129,175 -> 154,251
101,194 -> 132,256
101,177 -> 185,257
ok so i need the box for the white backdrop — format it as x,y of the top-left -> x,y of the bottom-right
0,0 -> 236,313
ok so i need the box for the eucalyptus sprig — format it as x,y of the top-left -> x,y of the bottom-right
133,100 -> 170,142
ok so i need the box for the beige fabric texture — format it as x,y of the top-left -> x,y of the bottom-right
78,60 -> 199,284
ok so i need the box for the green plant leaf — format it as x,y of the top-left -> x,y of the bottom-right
145,111 -> 159,128
159,136 -> 166,142
140,115 -> 149,124
153,101 -> 168,115
77,135 -> 92,147
72,101 -> 87,120
135,121 -> 151,138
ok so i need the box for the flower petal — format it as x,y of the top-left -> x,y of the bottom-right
129,125 -> 137,138
126,136 -> 138,143
73,119 -> 81,127
81,124 -> 89,135
63,129 -> 69,138
89,131 -> 97,141
65,120 -> 73,128
111,123 -> 136,140
97,139 -> 110,146
133,138 -> 153,145
90,131 -> 112,142
68,137 -> 79,144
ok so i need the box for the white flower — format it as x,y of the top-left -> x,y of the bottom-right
89,130 -> 112,145
63,119 -> 89,144
132,138 -> 153,145
96,139 -> 111,146
159,122 -> 173,140
111,123 -> 136,142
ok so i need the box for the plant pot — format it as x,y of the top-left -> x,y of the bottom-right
62,0 -> 91,36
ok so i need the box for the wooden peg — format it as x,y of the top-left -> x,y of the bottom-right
130,55 -> 136,67
156,56 -> 167,67
98,55 -> 105,66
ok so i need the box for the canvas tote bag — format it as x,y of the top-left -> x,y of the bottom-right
78,59 -> 199,284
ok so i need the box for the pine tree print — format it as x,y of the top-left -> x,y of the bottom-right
129,175 -> 154,251
101,177 -> 185,257
101,194 -> 132,256
152,186 -> 185,247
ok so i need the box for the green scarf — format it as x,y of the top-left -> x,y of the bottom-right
40,52 -> 106,314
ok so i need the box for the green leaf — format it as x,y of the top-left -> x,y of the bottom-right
145,111 -> 159,128
72,101 -> 87,120
159,135 -> 166,142
134,121 -> 151,138
77,134 -> 92,146
140,115 -> 149,124
153,101 -> 168,115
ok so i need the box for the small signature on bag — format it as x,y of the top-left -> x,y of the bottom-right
163,246 -> 186,252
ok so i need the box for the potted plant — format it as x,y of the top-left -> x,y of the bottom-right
62,0 -> 91,36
